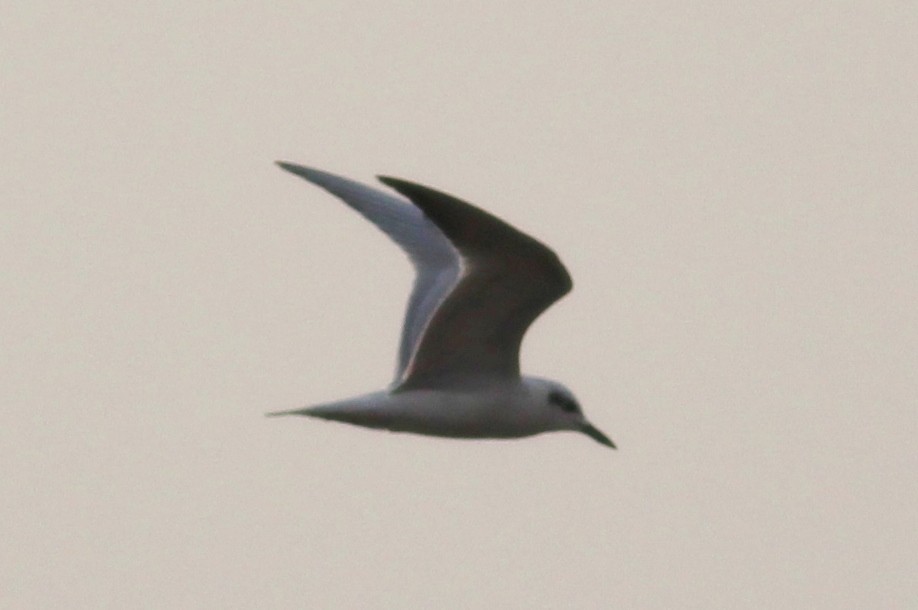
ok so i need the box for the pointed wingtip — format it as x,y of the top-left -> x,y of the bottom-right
377,175 -> 407,194
374,175 -> 491,236
276,160 -> 302,174
265,409 -> 302,417
377,175 -> 436,194
276,161 -> 331,186
378,176 -> 439,201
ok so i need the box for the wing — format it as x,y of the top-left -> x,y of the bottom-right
377,176 -> 573,391
276,163 -> 459,382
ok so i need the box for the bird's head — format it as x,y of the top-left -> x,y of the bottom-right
525,378 -> 616,449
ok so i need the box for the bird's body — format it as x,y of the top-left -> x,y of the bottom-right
268,163 -> 614,449
273,378 -> 572,440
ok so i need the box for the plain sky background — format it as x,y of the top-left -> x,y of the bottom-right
3,2 -> 916,608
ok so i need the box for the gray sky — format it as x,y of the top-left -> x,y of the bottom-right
3,2 -> 916,608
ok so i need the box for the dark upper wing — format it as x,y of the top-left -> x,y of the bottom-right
378,176 -> 572,391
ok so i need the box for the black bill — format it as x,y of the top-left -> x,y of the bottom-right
581,423 -> 616,449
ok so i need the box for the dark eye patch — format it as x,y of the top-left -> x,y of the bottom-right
548,390 -> 580,414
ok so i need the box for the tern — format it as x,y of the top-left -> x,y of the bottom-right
268,163 -> 615,449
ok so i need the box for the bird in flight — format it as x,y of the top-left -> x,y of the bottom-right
268,163 -> 615,449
